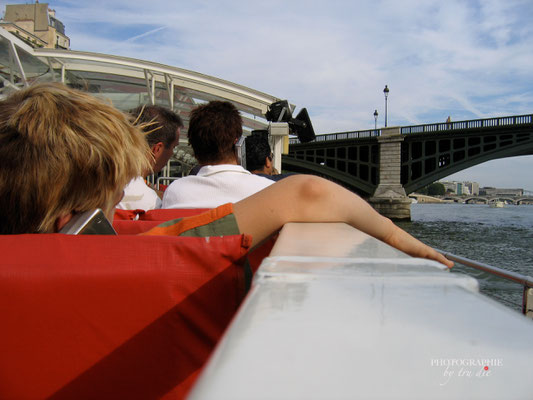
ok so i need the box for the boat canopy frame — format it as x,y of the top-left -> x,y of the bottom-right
0,27 -> 281,136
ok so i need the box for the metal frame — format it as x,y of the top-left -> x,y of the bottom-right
438,249 -> 533,316
0,27 -> 279,128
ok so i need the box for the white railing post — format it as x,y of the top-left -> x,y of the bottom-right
268,122 -> 289,173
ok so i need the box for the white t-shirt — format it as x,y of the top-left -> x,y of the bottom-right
162,164 -> 274,209
116,176 -> 162,211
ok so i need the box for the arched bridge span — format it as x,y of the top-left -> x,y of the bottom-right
282,133 -> 379,196
284,114 -> 533,196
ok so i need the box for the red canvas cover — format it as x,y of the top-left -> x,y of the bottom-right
113,209 -> 145,220
113,209 -> 209,223
140,209 -> 209,221
0,233 -> 251,399
113,219 -> 161,235
113,209 -> 212,235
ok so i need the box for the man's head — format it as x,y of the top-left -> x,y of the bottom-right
130,105 -> 183,174
187,101 -> 242,165
0,83 -> 151,234
245,131 -> 273,175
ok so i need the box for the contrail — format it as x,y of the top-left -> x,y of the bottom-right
125,26 -> 166,42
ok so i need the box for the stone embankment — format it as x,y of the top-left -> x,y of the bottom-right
408,194 -> 452,204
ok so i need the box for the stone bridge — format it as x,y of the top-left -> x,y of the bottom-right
442,196 -> 533,205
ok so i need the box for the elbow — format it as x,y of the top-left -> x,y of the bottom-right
299,175 -> 327,201
285,174 -> 328,206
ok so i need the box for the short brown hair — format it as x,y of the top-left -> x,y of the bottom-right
187,101 -> 242,164
130,105 -> 183,148
0,83 -> 151,234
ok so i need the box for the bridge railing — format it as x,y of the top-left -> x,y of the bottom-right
289,129 -> 380,144
288,113 -> 533,144
401,114 -> 533,134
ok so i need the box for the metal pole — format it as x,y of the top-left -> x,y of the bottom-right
436,248 -> 533,315
383,85 -> 389,127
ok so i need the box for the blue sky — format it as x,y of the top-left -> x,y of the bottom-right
3,0 -> 532,189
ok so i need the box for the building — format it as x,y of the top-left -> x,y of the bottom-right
464,181 -> 479,195
481,187 -> 523,197
456,182 -> 463,195
441,180 -> 480,196
1,2 -> 69,49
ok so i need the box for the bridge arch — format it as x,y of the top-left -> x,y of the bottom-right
283,138 -> 379,196
516,197 -> 533,205
287,117 -> 533,197
400,125 -> 533,193
488,197 -> 516,205
281,156 -> 376,196
464,197 -> 488,204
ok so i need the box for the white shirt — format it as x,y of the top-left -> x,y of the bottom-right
116,176 -> 162,211
162,164 -> 275,209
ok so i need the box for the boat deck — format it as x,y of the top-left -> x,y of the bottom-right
189,222 -> 533,399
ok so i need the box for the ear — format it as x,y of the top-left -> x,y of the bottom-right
54,213 -> 74,233
151,142 -> 164,158
264,156 -> 273,174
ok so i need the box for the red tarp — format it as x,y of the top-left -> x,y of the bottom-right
0,233 -> 250,399
112,209 -> 275,274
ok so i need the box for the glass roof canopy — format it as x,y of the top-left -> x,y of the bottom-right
0,27 -> 281,138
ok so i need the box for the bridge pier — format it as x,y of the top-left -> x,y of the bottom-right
368,127 -> 412,221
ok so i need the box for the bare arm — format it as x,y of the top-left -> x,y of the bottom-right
233,175 -> 453,268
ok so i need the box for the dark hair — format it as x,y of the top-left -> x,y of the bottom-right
130,105 -> 183,149
187,101 -> 242,164
245,131 -> 272,172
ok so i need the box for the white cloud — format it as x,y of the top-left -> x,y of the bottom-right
7,0 -> 533,188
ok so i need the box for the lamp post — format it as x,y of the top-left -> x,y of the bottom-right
383,85 -> 389,127
373,109 -> 379,129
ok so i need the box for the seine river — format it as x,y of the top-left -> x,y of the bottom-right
396,203 -> 533,312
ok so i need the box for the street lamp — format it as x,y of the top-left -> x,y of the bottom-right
373,109 -> 379,129
383,85 -> 389,127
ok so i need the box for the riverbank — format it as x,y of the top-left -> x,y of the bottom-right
408,194 -> 451,203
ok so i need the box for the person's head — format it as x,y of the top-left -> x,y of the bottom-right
0,82 -> 151,234
130,105 -> 183,174
245,131 -> 273,175
187,101 -> 242,165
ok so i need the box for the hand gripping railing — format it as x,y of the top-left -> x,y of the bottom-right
437,249 -> 533,317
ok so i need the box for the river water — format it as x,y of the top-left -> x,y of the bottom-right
396,203 -> 533,312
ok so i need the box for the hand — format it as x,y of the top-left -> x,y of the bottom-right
384,223 -> 454,268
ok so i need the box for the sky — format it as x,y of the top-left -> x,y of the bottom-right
3,0 -> 533,190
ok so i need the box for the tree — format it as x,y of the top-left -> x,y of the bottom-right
427,182 -> 445,196
417,186 -> 428,195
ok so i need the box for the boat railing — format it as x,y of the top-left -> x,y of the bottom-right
188,223 -> 533,399
437,249 -> 533,317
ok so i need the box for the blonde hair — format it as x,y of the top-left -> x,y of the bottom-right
0,83 -> 151,233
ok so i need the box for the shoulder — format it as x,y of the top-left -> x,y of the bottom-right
123,176 -> 147,190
